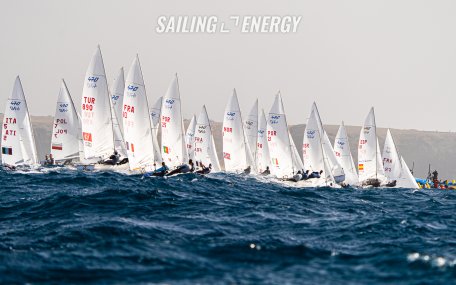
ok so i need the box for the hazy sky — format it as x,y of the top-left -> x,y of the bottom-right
1,0 -> 455,131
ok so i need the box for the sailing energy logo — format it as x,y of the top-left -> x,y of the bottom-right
156,16 -> 302,34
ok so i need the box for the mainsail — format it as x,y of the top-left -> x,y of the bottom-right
222,89 -> 255,172
110,67 -> 127,158
358,108 -> 386,184
51,80 -> 81,162
80,46 -> 114,160
382,129 -> 419,188
244,99 -> 258,165
256,109 -> 271,173
194,105 -> 221,172
382,129 -> 401,181
311,103 -> 345,181
122,55 -> 157,170
161,75 -> 188,168
185,115 -> 197,161
267,92 -> 297,178
334,122 -> 359,185
1,76 -> 38,166
150,96 -> 162,136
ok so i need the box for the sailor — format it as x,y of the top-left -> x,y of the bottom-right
153,162 -> 169,176
44,155 -> 50,165
49,154 -> 55,165
308,170 -> 323,179
104,151 -> 120,165
166,159 -> 194,176
301,170 -> 310,180
196,163 -> 212,175
261,166 -> 271,176
290,170 -> 303,182
189,159 -> 195,172
244,166 -> 251,174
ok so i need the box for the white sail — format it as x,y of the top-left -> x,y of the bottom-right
397,156 -> 419,189
244,99 -> 258,165
110,67 -> 125,131
358,108 -> 386,183
256,109 -> 271,173
334,122 -> 358,185
80,46 -> 114,160
289,132 -> 304,170
50,80 -> 80,162
311,103 -> 345,181
303,109 -> 325,173
161,75 -> 188,168
382,129 -> 401,181
150,96 -> 162,136
267,92 -> 295,178
122,55 -> 157,170
185,115 -> 197,161
222,89 -> 255,172
1,76 -> 38,166
194,105 -> 221,172
110,67 -> 127,158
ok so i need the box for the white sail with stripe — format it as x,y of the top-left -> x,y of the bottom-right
122,55 -> 157,170
1,76 -> 38,167
161,75 -> 188,168
80,46 -> 114,160
267,92 -> 296,178
358,107 -> 387,184
222,89 -> 255,172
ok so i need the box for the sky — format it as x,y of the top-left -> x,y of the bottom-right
0,0 -> 455,131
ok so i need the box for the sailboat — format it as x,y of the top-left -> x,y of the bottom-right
150,96 -> 162,136
358,107 -> 387,187
110,67 -> 127,159
122,55 -> 159,171
382,129 -> 419,189
310,103 -> 345,183
244,99 -> 259,168
1,76 -> 38,169
334,122 -> 359,186
161,75 -> 188,169
194,105 -> 221,172
50,80 -> 81,165
266,92 -> 303,180
302,108 -> 336,186
78,46 -> 118,170
222,89 -> 255,173
185,115 -> 197,161
256,109 -> 271,173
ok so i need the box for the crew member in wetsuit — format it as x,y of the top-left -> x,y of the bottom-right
144,162 -> 169,177
289,170 -> 303,182
244,166 -> 251,174
308,170 -> 323,179
104,151 -> 120,165
196,163 -> 212,175
44,155 -> 50,165
166,159 -> 194,176
261,166 -> 271,176
49,154 -> 55,165
301,170 -> 310,180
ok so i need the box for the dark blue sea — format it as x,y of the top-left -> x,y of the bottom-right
0,169 -> 455,284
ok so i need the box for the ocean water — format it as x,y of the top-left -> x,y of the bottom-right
0,169 -> 455,284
